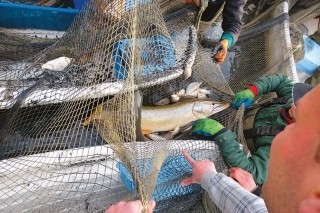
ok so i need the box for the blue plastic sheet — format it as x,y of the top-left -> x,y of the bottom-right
117,155 -> 203,202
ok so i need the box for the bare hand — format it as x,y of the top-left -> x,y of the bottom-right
229,167 -> 256,192
105,200 -> 156,213
180,150 -> 216,186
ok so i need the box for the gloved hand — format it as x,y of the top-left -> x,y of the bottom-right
192,118 -> 224,138
184,0 -> 200,6
232,89 -> 255,109
212,39 -> 228,64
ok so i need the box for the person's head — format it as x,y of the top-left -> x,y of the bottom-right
288,83 -> 315,121
263,83 -> 320,213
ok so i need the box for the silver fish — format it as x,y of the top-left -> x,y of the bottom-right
141,99 -> 230,134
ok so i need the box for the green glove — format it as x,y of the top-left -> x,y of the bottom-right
192,118 -> 224,137
232,89 -> 254,109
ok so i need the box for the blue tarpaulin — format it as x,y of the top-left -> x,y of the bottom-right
117,155 -> 203,202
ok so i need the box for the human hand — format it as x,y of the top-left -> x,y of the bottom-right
184,0 -> 200,6
212,39 -> 228,64
229,167 -> 256,192
192,118 -> 224,138
232,89 -> 255,109
105,200 -> 156,213
180,150 -> 216,186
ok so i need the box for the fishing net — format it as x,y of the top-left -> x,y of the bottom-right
0,0 -> 299,212
0,28 -> 57,61
289,0 -> 320,25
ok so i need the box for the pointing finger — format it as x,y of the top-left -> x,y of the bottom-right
182,150 -> 195,165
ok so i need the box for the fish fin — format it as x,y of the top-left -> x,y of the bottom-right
182,66 -> 192,80
142,129 -> 152,135
81,104 -> 103,126
154,97 -> 170,106
160,126 -> 181,140
146,133 -> 166,141
180,122 -> 193,132
185,82 -> 202,96
171,126 -> 181,137
81,119 -> 91,127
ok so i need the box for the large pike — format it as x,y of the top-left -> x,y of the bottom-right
141,99 -> 230,134
82,98 -> 230,136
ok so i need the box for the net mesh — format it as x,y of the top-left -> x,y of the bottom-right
0,0 -> 301,212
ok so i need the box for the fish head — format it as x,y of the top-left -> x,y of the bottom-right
192,100 -> 230,118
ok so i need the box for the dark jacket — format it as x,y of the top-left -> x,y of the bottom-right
201,0 -> 246,43
215,74 -> 294,185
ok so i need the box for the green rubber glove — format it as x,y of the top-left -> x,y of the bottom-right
192,118 -> 224,137
232,89 -> 255,109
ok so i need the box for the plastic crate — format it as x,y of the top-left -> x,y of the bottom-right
73,0 -> 89,9
112,35 -> 176,80
0,2 -> 78,31
296,35 -> 320,75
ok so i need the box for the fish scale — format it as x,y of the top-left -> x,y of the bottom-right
141,99 -> 230,134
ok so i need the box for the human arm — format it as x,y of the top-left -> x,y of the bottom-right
192,119 -> 270,185
213,0 -> 246,63
229,167 -> 256,191
185,0 -> 245,43
215,131 -> 270,185
105,200 -> 156,213
185,0 -> 245,63
251,74 -> 294,98
232,74 -> 294,109
221,0 -> 246,47
202,172 -> 267,213
181,150 -> 267,213
229,167 -> 262,196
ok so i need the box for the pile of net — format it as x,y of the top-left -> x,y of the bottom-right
0,0 -> 308,212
